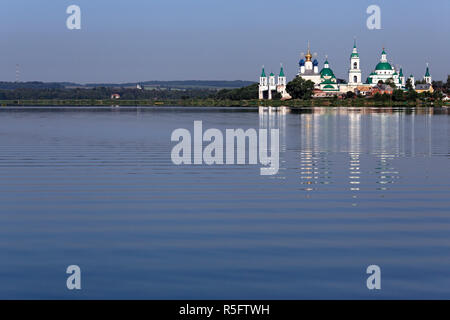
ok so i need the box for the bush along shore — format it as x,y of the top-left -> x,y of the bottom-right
0,98 -> 448,108
0,78 -> 449,108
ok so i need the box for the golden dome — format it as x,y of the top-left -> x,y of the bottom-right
305,51 -> 312,62
305,42 -> 312,61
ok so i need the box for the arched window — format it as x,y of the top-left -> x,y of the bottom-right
354,76 -> 358,83
353,62 -> 358,69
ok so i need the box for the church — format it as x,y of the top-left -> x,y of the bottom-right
258,65 -> 291,100
258,40 -> 432,99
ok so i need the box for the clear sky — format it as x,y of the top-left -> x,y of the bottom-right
1,0 -> 449,83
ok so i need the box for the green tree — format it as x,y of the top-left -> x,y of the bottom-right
373,92 -> 382,101
407,89 -> 418,101
415,79 -> 426,85
385,78 -> 396,89
405,78 -> 414,91
446,75 -> 450,94
286,77 -> 315,99
392,89 -> 405,101
345,91 -> 355,99
432,80 -> 444,90
215,83 -> 258,100
433,90 -> 443,100
272,91 -> 282,100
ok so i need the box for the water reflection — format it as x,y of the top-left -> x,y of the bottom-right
349,112 -> 361,193
0,106 -> 448,299
259,106 -> 290,177
299,113 -> 316,191
292,107 -> 447,194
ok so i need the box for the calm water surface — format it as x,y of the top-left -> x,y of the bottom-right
0,106 -> 449,299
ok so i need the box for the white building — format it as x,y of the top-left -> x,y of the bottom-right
424,64 -> 432,84
258,66 -> 291,100
318,59 -> 339,92
366,49 -> 402,88
348,41 -> 362,88
297,43 -> 321,85
258,41 -> 434,99
399,68 -> 406,87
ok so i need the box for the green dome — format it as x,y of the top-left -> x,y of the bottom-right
320,68 -> 335,78
375,62 -> 393,71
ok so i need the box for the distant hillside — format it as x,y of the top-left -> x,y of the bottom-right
0,81 -> 69,89
84,80 -> 255,90
0,80 -> 255,90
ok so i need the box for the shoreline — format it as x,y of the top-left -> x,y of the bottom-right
1,99 -> 448,108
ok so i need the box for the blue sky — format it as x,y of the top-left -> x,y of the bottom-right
0,0 -> 449,83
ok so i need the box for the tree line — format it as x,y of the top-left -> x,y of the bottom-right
0,87 -> 214,100
1,75 -> 449,101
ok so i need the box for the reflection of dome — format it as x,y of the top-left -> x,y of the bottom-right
313,59 -> 319,66
375,62 -> 393,71
299,59 -> 305,66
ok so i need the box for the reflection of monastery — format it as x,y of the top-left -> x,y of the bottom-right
259,41 -> 433,100
257,107 -> 437,192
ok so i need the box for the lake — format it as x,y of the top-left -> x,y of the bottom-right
0,106 -> 449,299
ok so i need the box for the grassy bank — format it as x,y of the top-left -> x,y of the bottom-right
0,98 -> 448,108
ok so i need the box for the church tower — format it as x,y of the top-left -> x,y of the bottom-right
305,42 -> 313,71
424,64 -> 432,84
258,67 -> 268,100
277,64 -> 291,99
278,65 -> 286,86
399,68 -> 405,87
348,39 -> 362,86
268,72 -> 276,100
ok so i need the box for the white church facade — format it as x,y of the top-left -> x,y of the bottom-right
259,41 -> 432,99
258,66 -> 291,100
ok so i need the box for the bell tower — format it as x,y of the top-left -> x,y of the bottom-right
424,63 -> 432,84
258,66 -> 268,100
348,39 -> 362,86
